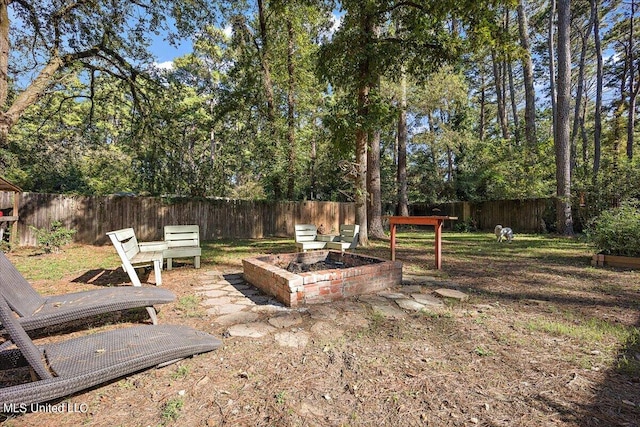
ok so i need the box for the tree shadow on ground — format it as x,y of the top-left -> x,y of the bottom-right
580,318 -> 640,426
71,267 -> 148,286
370,231 -> 640,426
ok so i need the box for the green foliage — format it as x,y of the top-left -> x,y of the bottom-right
176,295 -> 204,318
29,220 -> 76,253
171,365 -> 190,380
4,0 -> 638,223
161,397 -> 184,423
454,218 -> 478,232
586,200 -> 640,257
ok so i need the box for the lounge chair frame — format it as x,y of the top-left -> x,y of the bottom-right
0,252 -> 174,329
0,295 -> 221,406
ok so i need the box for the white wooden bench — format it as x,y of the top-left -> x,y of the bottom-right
163,225 -> 201,270
326,224 -> 360,252
295,224 -> 330,252
107,228 -> 164,287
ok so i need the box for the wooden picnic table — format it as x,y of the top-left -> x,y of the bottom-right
388,216 -> 457,270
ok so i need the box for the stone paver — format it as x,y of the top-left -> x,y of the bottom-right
268,313 -> 303,329
274,331 -> 309,348
358,295 -> 390,305
310,321 -> 343,338
411,293 -> 445,308
202,296 -> 234,306
395,298 -> 426,311
214,311 -> 260,326
379,292 -> 407,300
251,304 -> 289,313
205,303 -> 247,316
197,289 -> 228,298
434,288 -> 469,301
371,304 -> 406,319
307,305 -> 338,321
400,285 -> 424,294
226,322 -> 276,338
197,268 -> 470,341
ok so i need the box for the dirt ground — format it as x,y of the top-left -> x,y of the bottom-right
2,235 -> 640,427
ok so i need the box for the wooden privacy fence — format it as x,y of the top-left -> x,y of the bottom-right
0,192 -> 355,247
410,198 -> 556,233
0,192 -> 558,247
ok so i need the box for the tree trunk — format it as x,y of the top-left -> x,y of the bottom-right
492,50 -> 510,140
611,29 -> 629,176
555,0 -> 574,236
549,0 -> 557,143
593,0 -> 603,177
397,71 -> 409,217
309,131 -> 317,199
580,105 -> 589,177
257,0 -> 276,123
354,9 -> 373,246
0,55 -> 64,147
0,0 -> 8,110
479,65 -> 486,141
627,0 -> 637,160
505,9 -> 520,145
367,128 -> 385,238
256,0 -> 280,198
507,59 -> 520,145
355,89 -> 369,246
286,17 -> 296,200
517,0 -> 537,150
571,7 -> 595,174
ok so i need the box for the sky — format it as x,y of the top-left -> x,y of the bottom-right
149,12 -> 342,70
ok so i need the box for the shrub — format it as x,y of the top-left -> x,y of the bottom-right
585,200 -> 640,257
30,220 -> 76,253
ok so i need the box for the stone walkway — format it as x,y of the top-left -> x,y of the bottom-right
195,271 -> 471,349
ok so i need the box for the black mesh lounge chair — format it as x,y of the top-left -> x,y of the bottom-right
0,295 -> 222,406
0,252 -> 175,330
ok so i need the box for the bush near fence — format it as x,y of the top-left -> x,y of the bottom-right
1,193 -> 580,247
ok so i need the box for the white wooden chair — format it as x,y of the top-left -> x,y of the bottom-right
107,228 -> 164,287
326,224 -> 360,252
294,224 -> 328,252
163,225 -> 202,270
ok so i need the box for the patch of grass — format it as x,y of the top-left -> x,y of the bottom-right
355,310 -> 386,338
118,379 -> 136,389
473,313 -> 489,324
161,397 -> 184,424
176,295 -> 203,318
474,346 -> 493,357
420,309 -> 453,319
617,328 -> 640,376
524,315 -> 633,344
171,365 -> 190,380
370,309 -> 386,324
275,391 -> 287,405
8,245 -> 120,281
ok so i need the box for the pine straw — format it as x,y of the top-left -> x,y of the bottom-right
2,237 -> 640,426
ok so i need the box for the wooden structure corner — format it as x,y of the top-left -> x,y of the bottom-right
0,176 -> 23,249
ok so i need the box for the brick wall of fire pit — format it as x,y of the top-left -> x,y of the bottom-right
242,251 -> 403,307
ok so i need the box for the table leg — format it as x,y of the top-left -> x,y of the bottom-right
390,224 -> 396,261
434,221 -> 443,269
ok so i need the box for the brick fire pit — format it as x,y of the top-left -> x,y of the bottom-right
242,251 -> 403,307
